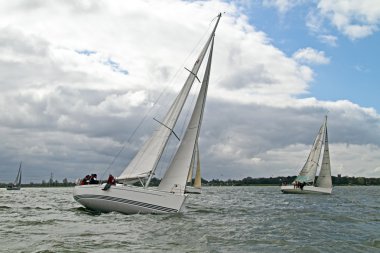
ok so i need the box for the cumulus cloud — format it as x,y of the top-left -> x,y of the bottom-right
266,0 -> 380,41
0,0 -> 379,182
317,0 -> 380,40
262,0 -> 305,14
318,34 -> 338,47
292,47 -> 330,65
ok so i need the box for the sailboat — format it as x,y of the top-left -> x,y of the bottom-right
73,13 -> 222,214
7,162 -> 22,190
185,143 -> 202,194
281,116 -> 333,194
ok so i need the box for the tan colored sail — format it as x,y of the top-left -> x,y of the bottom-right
193,145 -> 201,188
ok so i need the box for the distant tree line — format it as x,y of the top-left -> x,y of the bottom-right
0,178 -> 76,188
202,176 -> 380,186
147,176 -> 380,186
1,175 -> 379,188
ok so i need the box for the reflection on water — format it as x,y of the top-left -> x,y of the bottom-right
0,186 -> 379,252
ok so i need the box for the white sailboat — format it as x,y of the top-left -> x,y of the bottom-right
7,162 -> 22,191
281,116 -> 333,194
73,13 -> 221,214
185,143 -> 202,194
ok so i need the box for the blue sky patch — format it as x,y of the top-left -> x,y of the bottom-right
76,49 -> 97,56
105,58 -> 129,75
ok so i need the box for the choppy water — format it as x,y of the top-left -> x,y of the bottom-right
0,186 -> 379,253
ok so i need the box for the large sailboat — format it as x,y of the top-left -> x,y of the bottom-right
281,116 -> 333,194
73,13 -> 221,214
7,162 -> 22,191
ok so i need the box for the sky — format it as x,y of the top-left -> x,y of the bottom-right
0,0 -> 379,183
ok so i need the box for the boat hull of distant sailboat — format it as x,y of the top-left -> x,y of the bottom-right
6,186 -> 21,190
73,184 -> 187,214
280,185 -> 332,194
184,186 -> 202,194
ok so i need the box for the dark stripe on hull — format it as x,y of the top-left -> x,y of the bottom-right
281,189 -> 331,195
74,194 -> 178,213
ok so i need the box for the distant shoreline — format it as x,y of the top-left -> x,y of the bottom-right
1,175 -> 379,187
1,185 -> 379,189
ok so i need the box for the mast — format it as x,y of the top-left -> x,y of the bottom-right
118,13 -> 222,188
158,34 -> 215,193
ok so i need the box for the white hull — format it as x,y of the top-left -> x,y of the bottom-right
73,184 -> 187,214
6,186 -> 20,191
281,185 -> 332,195
184,186 -> 201,194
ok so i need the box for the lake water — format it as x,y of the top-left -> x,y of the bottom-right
0,186 -> 379,253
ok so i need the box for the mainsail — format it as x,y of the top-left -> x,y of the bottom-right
14,162 -> 22,186
186,147 -> 195,183
158,36 -> 215,193
316,117 -> 332,188
118,15 -> 221,185
295,119 -> 326,184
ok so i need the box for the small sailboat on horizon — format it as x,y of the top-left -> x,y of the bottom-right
281,116 -> 333,194
7,162 -> 22,191
73,13 -> 222,214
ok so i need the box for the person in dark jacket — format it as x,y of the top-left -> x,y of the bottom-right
102,174 -> 116,190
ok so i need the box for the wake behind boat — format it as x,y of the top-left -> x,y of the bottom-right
281,116 -> 333,195
73,13 -> 222,214
7,162 -> 22,191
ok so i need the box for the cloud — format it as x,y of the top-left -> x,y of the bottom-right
267,0 -> 380,41
199,98 -> 380,180
318,34 -> 338,47
292,47 -> 330,65
317,0 -> 380,40
262,0 -> 305,14
0,0 -> 379,182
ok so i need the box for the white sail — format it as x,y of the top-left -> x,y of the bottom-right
295,121 -> 325,184
14,162 -> 22,186
158,36 -> 215,193
316,117 -> 332,188
186,150 -> 195,183
118,18 -> 220,183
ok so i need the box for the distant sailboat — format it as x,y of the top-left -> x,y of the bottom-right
73,13 -> 222,214
185,143 -> 202,194
7,162 -> 22,191
281,116 -> 333,194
